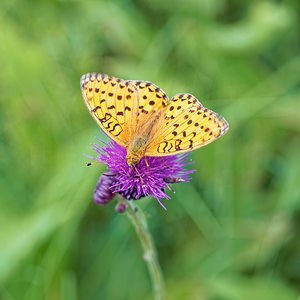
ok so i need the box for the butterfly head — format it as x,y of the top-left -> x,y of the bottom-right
126,153 -> 142,167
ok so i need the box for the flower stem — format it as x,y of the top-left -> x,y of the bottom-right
117,195 -> 166,300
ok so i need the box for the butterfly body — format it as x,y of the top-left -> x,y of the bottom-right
126,136 -> 148,166
81,73 -> 229,166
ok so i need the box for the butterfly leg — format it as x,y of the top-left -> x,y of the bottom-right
133,165 -> 146,188
144,157 -> 150,170
165,184 -> 175,193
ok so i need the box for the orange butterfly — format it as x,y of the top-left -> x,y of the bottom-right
81,73 -> 228,166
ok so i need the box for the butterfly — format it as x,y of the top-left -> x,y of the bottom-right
80,73 -> 229,167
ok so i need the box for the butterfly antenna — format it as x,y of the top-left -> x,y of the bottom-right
85,161 -> 102,167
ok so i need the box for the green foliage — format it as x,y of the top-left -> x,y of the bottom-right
0,0 -> 300,299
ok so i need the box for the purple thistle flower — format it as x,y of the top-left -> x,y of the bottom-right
87,138 -> 195,210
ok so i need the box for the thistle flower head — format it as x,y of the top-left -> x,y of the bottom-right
87,139 -> 195,210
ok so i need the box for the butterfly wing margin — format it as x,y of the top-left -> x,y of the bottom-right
145,94 -> 229,156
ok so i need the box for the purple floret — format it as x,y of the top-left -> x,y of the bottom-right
87,139 -> 195,209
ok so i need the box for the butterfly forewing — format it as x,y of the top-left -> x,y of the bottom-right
81,73 -> 140,146
130,81 -> 168,115
145,94 -> 229,156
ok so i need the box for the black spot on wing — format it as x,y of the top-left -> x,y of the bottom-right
175,139 -> 182,150
99,113 -> 112,122
167,142 -> 173,152
108,123 -> 122,134
162,141 -> 169,152
91,106 -> 101,113
157,141 -> 167,153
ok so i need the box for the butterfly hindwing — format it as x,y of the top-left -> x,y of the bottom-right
145,94 -> 229,156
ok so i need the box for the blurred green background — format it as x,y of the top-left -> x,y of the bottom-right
1,0 -> 300,299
